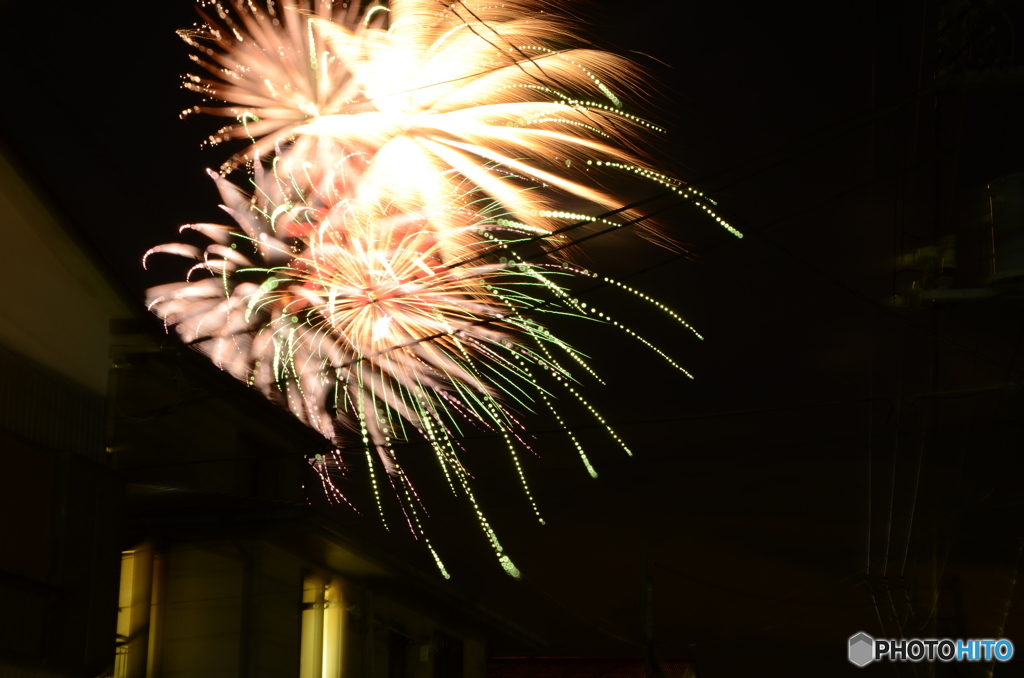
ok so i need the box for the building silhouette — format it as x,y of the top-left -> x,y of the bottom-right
0,141 -> 540,678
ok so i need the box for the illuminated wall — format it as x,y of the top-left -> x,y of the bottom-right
113,539 -> 489,678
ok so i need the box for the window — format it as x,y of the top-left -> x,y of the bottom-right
300,574 -> 346,678
113,544 -> 163,678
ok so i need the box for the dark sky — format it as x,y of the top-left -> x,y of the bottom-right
3,0 -> 1024,675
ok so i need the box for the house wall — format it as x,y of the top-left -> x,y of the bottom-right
0,147 -> 132,395
132,539 -> 486,678
0,146 -> 129,678
0,144 -> 509,678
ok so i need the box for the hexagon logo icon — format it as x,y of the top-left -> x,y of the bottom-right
849,632 -> 874,667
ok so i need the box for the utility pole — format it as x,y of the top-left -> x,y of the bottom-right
644,559 -> 664,678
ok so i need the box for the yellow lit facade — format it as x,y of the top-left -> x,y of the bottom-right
300,575 -> 347,678
107,536 -> 512,678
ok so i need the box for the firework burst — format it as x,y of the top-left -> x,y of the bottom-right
180,0 -> 741,250
152,0 -> 734,578
147,149 -> 708,577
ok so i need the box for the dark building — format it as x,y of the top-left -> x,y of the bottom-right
0,142 -> 540,678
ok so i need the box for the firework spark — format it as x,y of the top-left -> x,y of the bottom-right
154,0 -> 732,578
179,0 -> 363,174
181,0 -> 741,250
146,150 -> 705,578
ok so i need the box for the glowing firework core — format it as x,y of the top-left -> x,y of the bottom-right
149,0 -> 740,578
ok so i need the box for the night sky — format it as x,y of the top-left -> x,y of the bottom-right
3,0 -> 1024,675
